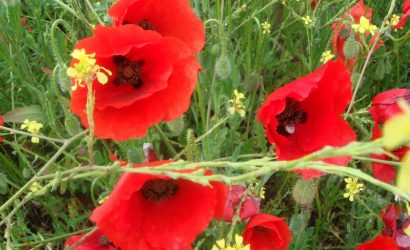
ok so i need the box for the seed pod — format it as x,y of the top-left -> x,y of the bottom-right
292,178 -> 318,207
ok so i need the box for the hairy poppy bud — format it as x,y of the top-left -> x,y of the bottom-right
166,115 -> 185,135
343,37 -> 360,59
292,178 -> 318,207
215,54 -> 232,80
243,71 -> 262,92
374,60 -> 386,81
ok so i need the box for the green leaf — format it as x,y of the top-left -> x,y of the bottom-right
3,105 -> 45,123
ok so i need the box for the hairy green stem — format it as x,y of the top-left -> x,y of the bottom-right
0,129 -> 88,214
346,0 -> 397,114
154,124 -> 178,157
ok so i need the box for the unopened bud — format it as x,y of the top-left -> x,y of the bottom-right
215,54 -> 232,80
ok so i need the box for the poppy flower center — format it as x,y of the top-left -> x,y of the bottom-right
276,98 -> 307,137
99,235 -> 114,247
137,19 -> 155,30
141,179 -> 179,201
113,56 -> 144,89
253,226 -> 269,234
122,19 -> 155,30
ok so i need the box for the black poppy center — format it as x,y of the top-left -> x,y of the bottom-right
141,179 -> 179,201
276,98 -> 307,137
113,55 -> 144,89
123,19 -> 155,30
137,19 -> 155,30
99,235 -> 115,247
253,226 -> 268,234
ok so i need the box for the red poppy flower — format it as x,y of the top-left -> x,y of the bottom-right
397,0 -> 410,29
70,25 -> 200,141
380,204 -> 410,249
356,235 -> 399,250
222,185 -> 261,222
256,60 -> 356,179
332,0 -> 382,68
242,213 -> 292,250
64,229 -> 118,250
108,0 -> 205,53
90,161 -> 227,250
369,89 -> 410,183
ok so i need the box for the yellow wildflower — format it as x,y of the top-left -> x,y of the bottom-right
211,235 -> 250,250
29,182 -> 42,193
343,177 -> 364,202
228,89 -> 246,117
67,48 -> 112,91
352,16 -> 378,35
388,14 -> 401,28
21,119 -> 43,143
301,16 -> 313,26
320,50 -> 335,64
252,181 -> 266,199
261,22 -> 271,34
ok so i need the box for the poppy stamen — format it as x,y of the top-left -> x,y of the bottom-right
99,236 -> 110,246
137,19 -> 155,30
253,226 -> 269,234
141,179 -> 179,201
113,56 -> 144,89
276,98 -> 307,137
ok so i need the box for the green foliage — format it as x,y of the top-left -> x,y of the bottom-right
0,0 -> 409,249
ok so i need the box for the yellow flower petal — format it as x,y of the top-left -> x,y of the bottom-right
383,113 -> 410,150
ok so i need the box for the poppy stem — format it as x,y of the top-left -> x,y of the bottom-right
85,79 -> 95,166
0,129 -> 88,224
10,227 -> 95,248
154,124 -> 177,157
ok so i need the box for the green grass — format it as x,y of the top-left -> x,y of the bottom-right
0,0 -> 409,249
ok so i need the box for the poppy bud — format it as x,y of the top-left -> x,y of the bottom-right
57,65 -> 71,92
0,173 -> 8,195
343,37 -> 360,59
292,178 -> 318,207
127,146 -> 143,164
166,115 -> 185,135
351,73 -> 361,87
374,60 -> 386,81
2,0 -> 19,6
215,54 -> 232,80
211,44 -> 220,55
243,71 -> 262,92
